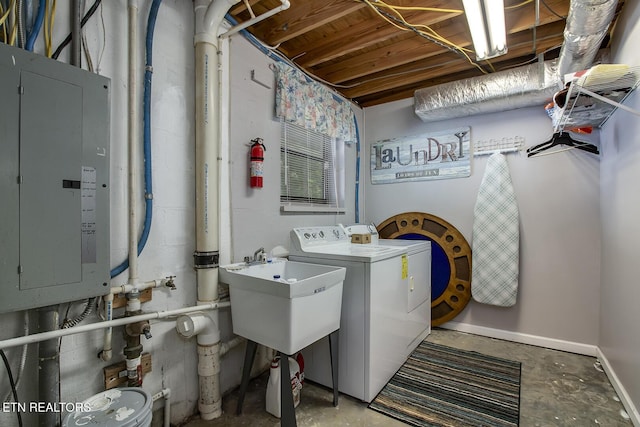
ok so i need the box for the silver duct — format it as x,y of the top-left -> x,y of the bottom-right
557,0 -> 618,77
414,0 -> 619,123
414,61 -> 560,122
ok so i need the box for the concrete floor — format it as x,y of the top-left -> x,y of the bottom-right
179,329 -> 633,427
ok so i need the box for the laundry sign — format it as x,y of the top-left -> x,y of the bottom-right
371,127 -> 471,184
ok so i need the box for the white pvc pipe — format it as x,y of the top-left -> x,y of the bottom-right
128,0 -> 140,285
163,389 -> 171,427
219,0 -> 290,39
175,313 -> 243,354
193,0 -> 288,419
111,278 -> 170,296
103,1 -> 146,361
194,0 -> 239,420
152,388 -> 171,427
101,279 -> 170,361
101,292 -> 114,361
126,294 -> 141,313
0,302 -> 230,350
220,335 -> 245,356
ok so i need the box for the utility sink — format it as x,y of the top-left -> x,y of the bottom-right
219,260 -> 346,354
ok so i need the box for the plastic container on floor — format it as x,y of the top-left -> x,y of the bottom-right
62,387 -> 152,427
265,356 -> 302,418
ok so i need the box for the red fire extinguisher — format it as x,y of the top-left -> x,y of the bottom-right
250,137 -> 266,188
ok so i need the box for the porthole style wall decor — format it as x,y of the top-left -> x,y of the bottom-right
377,212 -> 472,326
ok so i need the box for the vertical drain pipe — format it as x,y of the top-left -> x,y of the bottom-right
125,0 -> 143,383
37,307 -> 60,427
193,0 -> 290,419
193,0 -> 239,419
128,0 -> 140,291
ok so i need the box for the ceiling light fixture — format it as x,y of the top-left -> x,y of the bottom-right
462,0 -> 507,61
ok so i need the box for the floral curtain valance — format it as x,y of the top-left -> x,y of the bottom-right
274,62 -> 357,143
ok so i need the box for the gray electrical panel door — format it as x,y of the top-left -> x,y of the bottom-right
0,43 -> 110,313
20,71 -> 84,289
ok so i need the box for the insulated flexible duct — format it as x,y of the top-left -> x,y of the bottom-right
413,0 -> 619,122
557,0 -> 618,77
414,61 -> 560,122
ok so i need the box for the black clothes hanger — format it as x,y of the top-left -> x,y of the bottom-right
527,131 -> 599,157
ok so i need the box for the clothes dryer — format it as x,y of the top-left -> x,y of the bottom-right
289,225 -> 431,402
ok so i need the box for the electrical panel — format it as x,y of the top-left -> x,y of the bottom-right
0,43 -> 110,313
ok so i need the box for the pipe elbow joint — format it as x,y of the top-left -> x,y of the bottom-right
175,312 -> 220,345
100,349 -> 113,362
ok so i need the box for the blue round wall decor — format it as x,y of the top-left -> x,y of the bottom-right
377,212 -> 472,326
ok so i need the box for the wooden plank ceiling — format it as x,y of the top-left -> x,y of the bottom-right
229,0 -> 626,107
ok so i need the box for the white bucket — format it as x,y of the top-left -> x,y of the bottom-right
62,387 -> 153,427
266,356 -> 302,418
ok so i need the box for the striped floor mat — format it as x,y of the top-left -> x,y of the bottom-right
369,341 -> 521,427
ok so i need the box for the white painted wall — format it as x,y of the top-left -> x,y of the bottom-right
220,32 -> 362,395
1,0 -> 637,425
69,0 -> 202,423
0,2 -> 199,425
363,102 -> 602,345
600,0 -> 640,421
227,34 -> 360,260
0,3 -> 362,426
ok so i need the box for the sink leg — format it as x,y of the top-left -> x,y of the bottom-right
329,330 -> 339,407
236,340 -> 258,415
279,352 -> 297,427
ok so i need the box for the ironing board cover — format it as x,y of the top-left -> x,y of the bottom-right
472,153 -> 520,306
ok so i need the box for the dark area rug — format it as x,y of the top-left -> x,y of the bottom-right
369,341 -> 521,427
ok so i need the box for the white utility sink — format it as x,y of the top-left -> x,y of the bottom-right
219,260 -> 346,354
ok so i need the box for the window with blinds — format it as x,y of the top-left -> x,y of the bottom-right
280,119 -> 345,213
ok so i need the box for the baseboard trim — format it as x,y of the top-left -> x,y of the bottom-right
439,321 -> 598,356
597,347 -> 640,427
440,321 -> 639,426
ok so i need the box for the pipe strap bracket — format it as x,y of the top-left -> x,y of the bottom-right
194,251 -> 219,269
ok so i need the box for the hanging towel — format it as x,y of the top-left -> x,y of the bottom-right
472,153 -> 520,307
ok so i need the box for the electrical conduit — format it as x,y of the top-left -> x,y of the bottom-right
110,0 -> 157,279
141,0 -> 161,258
25,0 -> 44,51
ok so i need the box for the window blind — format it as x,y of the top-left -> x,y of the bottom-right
280,120 -> 344,211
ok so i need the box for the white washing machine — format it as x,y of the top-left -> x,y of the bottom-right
289,225 -> 431,402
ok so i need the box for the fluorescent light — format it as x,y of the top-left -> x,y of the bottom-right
462,0 -> 507,61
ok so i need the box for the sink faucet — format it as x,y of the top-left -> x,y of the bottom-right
246,247 -> 266,265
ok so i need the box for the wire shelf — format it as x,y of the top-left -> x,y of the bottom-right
553,65 -> 640,132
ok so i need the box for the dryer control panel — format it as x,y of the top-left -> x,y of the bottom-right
290,226 -> 349,251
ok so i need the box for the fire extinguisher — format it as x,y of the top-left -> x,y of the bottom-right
250,137 -> 266,188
